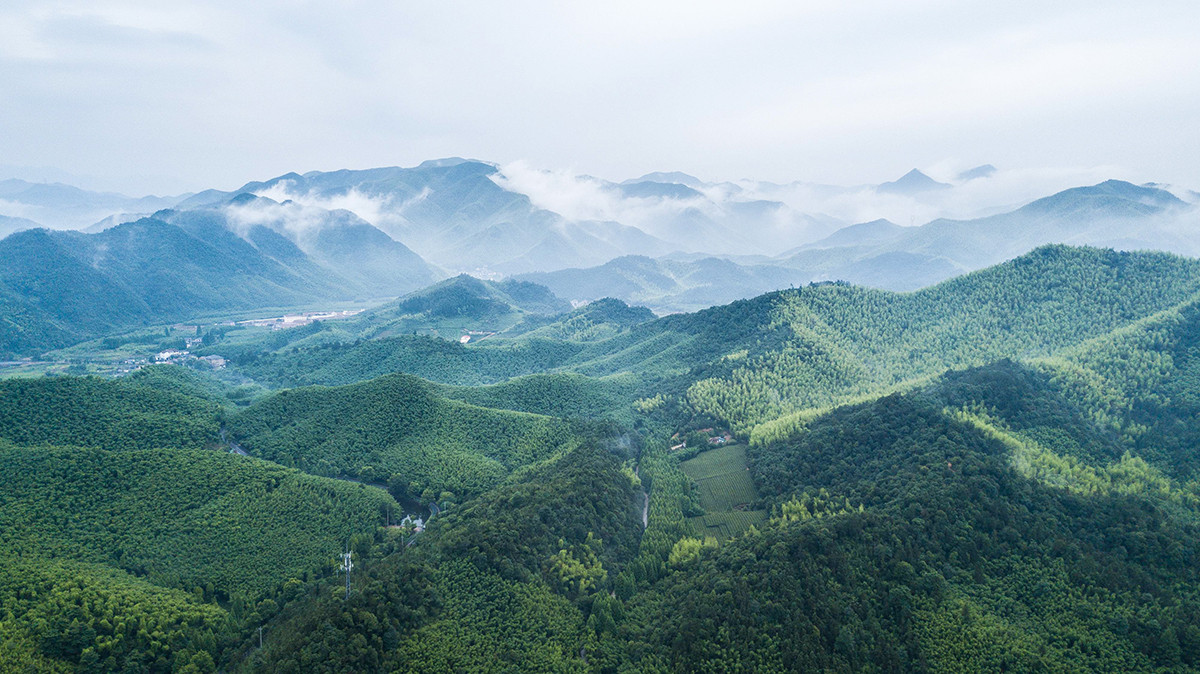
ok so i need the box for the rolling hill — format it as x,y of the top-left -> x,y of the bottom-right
221,246 -> 1200,443
227,373 -> 581,497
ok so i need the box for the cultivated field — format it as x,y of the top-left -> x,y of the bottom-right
680,444 -> 766,537
681,444 -> 759,509
688,510 -> 768,539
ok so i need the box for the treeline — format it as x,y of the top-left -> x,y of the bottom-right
230,334 -> 585,388
438,372 -> 639,426
508,297 -> 657,342
1038,296 -> 1200,475
213,247 -> 1200,443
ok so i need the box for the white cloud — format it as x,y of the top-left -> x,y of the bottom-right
492,161 -> 708,227
736,165 -> 1127,226
252,181 -> 392,227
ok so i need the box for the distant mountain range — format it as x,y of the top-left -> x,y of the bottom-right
523,179 -> 1199,310
170,159 -> 841,275
0,178 -> 184,230
0,160 -> 1196,352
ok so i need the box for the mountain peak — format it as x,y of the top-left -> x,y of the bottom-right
624,171 -> 704,188
876,169 -> 952,194
417,157 -> 486,169
1021,180 -> 1186,216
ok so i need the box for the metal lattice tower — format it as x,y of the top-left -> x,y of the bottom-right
340,550 -> 354,600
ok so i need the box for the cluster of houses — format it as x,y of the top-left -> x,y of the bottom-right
669,428 -> 735,451
398,515 -> 425,533
237,309 -> 363,331
458,330 -> 496,344
151,350 -> 227,369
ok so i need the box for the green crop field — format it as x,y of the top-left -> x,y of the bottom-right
693,470 -> 758,510
680,444 -> 765,536
681,444 -> 760,510
688,510 -> 768,539
680,443 -> 752,481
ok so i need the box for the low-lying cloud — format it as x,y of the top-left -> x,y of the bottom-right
252,181 -> 393,227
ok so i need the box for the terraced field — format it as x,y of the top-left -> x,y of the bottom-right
681,444 -> 759,509
680,444 -> 766,538
688,510 -> 768,538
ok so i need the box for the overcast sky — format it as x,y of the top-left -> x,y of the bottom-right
1,0 -> 1197,195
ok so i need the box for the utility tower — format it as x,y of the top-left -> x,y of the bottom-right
340,550 -> 354,600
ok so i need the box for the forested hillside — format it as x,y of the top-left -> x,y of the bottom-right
7,244 -> 1200,671
0,375 -> 221,450
0,443 -> 397,673
220,246 -> 1200,434
0,208 -> 441,357
685,358 -> 1200,672
227,373 -> 581,497
236,442 -> 641,673
350,274 -> 572,339
691,245 -> 1200,434
0,444 -> 395,599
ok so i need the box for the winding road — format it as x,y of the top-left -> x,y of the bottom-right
219,427 -> 250,456
220,426 -> 442,547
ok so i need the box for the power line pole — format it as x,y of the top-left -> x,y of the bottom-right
340,550 -> 353,600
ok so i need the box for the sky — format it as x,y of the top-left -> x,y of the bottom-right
1,0 -> 1198,196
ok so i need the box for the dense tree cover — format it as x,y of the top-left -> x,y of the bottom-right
0,222 -> 315,357
437,372 -> 639,425
229,333 -> 587,388
237,442 -> 643,673
0,554 -> 234,674
507,298 -> 657,342
364,275 -> 569,328
0,287 -> 76,358
689,246 -> 1200,432
433,441 -> 641,583
1037,296 -> 1200,476
228,373 -> 580,497
616,378 -> 1200,672
625,441 -> 705,589
121,364 -> 239,406
391,558 -> 590,673
0,208 -> 444,356
0,443 -> 396,600
11,245 -> 1200,671
215,247 -> 1200,445
0,375 -> 221,450
235,550 -> 436,673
